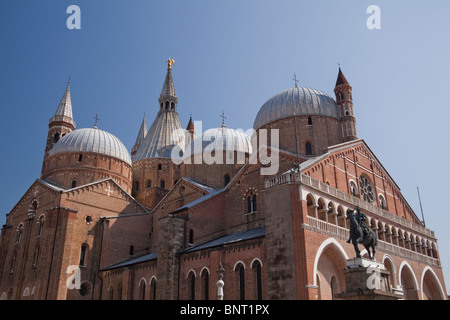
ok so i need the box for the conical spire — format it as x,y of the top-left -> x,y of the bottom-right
186,116 -> 194,132
131,113 -> 148,156
55,79 -> 73,117
135,113 -> 148,145
159,58 -> 178,111
335,67 -> 350,87
160,58 -> 177,98
50,79 -> 75,127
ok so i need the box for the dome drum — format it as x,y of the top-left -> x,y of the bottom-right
42,128 -> 133,191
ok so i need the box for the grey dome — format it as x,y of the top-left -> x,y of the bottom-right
187,127 -> 252,157
253,87 -> 339,130
49,128 -> 132,165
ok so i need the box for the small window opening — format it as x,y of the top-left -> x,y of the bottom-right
305,142 -> 312,156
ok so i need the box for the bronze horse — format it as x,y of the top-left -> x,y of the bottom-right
347,207 -> 377,259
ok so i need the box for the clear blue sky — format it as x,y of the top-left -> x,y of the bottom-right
1,0 -> 450,294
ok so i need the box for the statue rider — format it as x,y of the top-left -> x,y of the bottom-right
347,206 -> 370,244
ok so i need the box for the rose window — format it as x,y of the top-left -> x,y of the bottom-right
359,176 -> 374,203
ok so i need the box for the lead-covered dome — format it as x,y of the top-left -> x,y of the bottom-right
186,127 -> 252,157
253,87 -> 339,130
49,128 -> 132,165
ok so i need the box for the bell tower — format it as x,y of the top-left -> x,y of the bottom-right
42,79 -> 76,174
334,68 -> 358,142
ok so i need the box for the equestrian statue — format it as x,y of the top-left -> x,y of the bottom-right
346,206 -> 377,259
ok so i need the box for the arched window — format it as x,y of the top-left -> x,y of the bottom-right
37,215 -> 45,236
28,199 -> 38,219
236,263 -> 245,300
171,102 -> 175,110
201,269 -> 209,300
71,180 -> 77,188
150,278 -> 157,300
305,142 -> 312,155
246,194 -> 257,213
349,180 -> 358,197
378,194 -> 387,210
189,272 -> 196,300
139,279 -> 146,300
16,224 -> 24,243
53,133 -> 60,143
224,174 -> 231,186
253,261 -> 262,300
79,243 -> 88,266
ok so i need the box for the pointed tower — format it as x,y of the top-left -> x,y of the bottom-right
158,57 -> 178,112
43,80 -> 76,162
334,68 -> 357,142
186,116 -> 195,140
131,113 -> 148,156
133,58 -> 185,161
131,58 -> 185,208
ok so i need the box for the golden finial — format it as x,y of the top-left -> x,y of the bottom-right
166,57 -> 175,70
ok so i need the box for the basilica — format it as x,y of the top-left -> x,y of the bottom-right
0,60 -> 447,300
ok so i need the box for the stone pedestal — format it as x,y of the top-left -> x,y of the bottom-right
336,258 -> 401,300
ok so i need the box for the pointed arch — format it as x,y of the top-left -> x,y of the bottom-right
420,266 -> 446,300
313,238 -> 349,287
399,261 -> 419,300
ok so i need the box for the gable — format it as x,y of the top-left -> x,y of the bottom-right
5,179 -> 64,224
153,177 -> 223,218
300,139 -> 422,224
60,178 -> 149,215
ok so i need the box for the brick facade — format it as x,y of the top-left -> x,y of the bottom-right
0,67 -> 447,300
